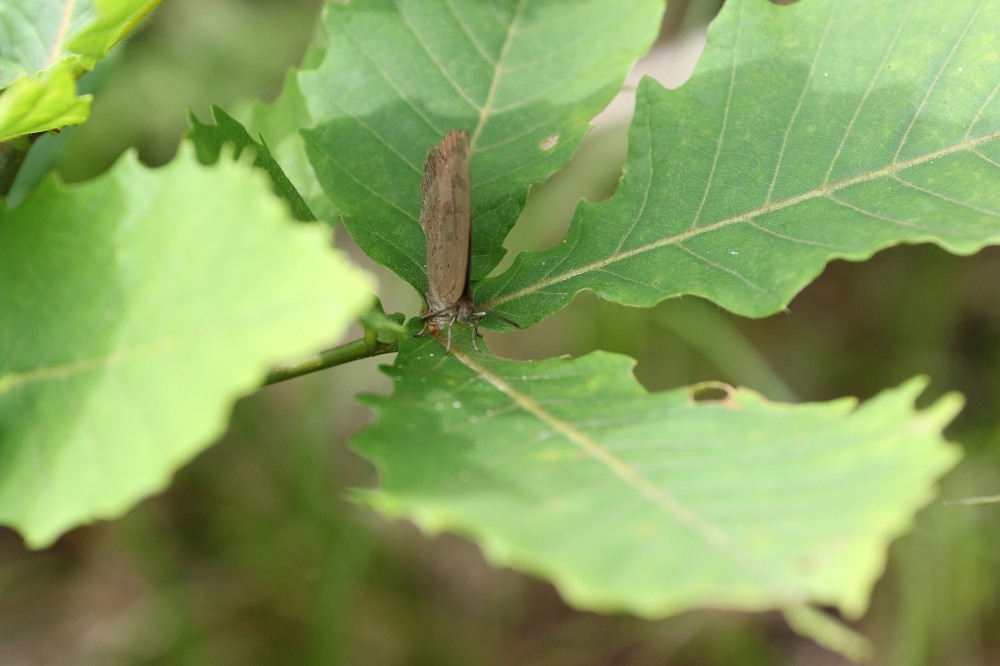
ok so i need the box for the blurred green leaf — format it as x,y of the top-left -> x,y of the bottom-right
0,63 -> 90,142
1,1 -> 91,84
67,0 -> 161,68
0,0 -> 160,139
0,146 -> 373,547
355,335 -> 961,650
189,106 -> 314,221
476,0 -> 1000,324
300,0 -> 665,293
0,0 -> 158,81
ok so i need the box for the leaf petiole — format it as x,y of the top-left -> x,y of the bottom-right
262,336 -> 397,386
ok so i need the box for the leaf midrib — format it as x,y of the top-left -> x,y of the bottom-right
50,0 -> 78,66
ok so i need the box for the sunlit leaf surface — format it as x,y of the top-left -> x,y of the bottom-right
356,336 -> 961,625
0,148 -> 372,546
477,0 -> 1000,323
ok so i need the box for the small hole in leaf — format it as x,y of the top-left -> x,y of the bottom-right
690,381 -> 737,403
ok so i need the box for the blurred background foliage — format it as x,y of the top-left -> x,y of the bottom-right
3,0 -> 999,664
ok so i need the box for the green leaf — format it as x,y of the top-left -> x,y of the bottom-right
67,0 -> 161,69
360,308 -> 408,345
1,2 -> 89,84
189,106 -> 315,221
0,62 -> 91,142
248,65 -> 338,222
300,0 -> 664,293
0,0 -> 159,139
0,0 -> 158,81
0,146 -> 373,547
475,0 -> 1000,324
354,336 -> 961,647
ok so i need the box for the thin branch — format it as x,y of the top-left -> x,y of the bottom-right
262,337 -> 397,386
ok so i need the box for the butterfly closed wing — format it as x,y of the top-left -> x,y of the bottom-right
417,130 -> 519,351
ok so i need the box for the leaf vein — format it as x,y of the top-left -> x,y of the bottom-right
890,174 -> 1000,216
691,2 -> 742,229
824,193 -> 939,232
745,219 -> 846,250
676,242 -> 782,301
966,74 -> 1000,140
444,0 -> 497,66
822,2 -> 913,186
340,27 -> 444,136
892,0 -> 985,163
765,2 -> 837,204
397,4 -> 481,112
612,101 -> 656,255
472,0 -> 529,147
970,148 -> 1000,169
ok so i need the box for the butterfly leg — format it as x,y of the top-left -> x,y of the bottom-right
444,313 -> 460,353
468,317 -> 485,352
469,325 -> 479,352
